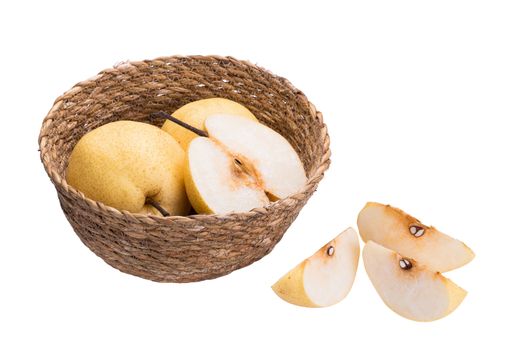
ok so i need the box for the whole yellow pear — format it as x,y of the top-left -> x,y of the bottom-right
66,121 -> 190,216
161,98 -> 257,150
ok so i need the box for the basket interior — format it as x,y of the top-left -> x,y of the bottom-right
43,57 -> 324,185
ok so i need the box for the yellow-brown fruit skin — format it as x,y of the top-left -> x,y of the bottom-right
271,228 -> 360,308
66,121 -> 190,216
162,98 -> 257,150
183,151 -> 214,215
444,279 -> 468,318
271,262 -> 318,308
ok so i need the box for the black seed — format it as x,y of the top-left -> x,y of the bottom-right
399,258 -> 413,270
327,246 -> 335,256
409,225 -> 425,237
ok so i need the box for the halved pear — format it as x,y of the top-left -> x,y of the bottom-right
357,202 -> 474,272
363,241 -> 467,322
185,114 -> 307,214
162,98 -> 257,150
272,228 -> 360,308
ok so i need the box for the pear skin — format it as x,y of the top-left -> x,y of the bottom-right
66,121 -> 190,216
272,228 -> 360,308
162,98 -> 257,150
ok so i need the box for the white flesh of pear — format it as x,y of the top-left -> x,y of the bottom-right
205,114 -> 307,200
303,228 -> 360,306
363,241 -> 467,322
358,202 -> 474,272
187,137 -> 270,214
272,228 -> 360,307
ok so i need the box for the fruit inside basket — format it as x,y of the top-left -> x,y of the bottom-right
38,55 -> 330,282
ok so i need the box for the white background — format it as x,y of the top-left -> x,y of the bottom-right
1,1 -> 524,349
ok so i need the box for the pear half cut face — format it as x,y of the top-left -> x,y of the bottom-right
186,137 -> 270,214
358,202 -> 475,272
185,114 -> 307,214
272,228 -> 360,308
363,241 -> 467,322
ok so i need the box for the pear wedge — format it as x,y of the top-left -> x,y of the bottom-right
363,241 -> 467,322
358,202 -> 474,272
272,228 -> 360,308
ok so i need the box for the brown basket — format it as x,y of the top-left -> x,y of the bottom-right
38,55 -> 330,282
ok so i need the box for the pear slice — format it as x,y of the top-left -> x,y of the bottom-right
363,241 -> 467,322
357,202 -> 474,272
173,113 -> 306,214
272,228 -> 360,308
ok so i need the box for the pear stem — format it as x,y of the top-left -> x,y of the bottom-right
151,111 -> 208,137
146,198 -> 171,217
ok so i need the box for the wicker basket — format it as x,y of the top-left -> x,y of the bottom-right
38,55 -> 330,282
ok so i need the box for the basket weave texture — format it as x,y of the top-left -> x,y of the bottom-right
38,55 -> 330,282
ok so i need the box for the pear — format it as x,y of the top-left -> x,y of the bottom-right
161,98 -> 257,150
272,228 -> 360,308
363,241 -> 467,322
154,111 -> 307,214
66,121 -> 190,216
357,202 -> 474,272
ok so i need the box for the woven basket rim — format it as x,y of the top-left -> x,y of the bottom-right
38,55 -> 331,225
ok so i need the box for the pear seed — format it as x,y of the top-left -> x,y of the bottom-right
399,258 -> 413,270
409,225 -> 425,238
